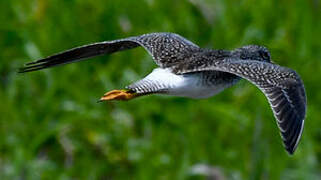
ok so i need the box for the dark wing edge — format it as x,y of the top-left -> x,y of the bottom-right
261,82 -> 306,154
176,59 -> 306,154
18,39 -> 139,73
18,32 -> 200,73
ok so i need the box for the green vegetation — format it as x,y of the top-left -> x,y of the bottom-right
1,0 -> 320,179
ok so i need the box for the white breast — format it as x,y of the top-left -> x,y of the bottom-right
144,68 -> 230,99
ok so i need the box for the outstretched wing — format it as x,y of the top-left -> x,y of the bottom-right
175,59 -> 306,154
19,32 -> 200,73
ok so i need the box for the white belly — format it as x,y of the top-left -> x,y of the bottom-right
144,68 -> 231,99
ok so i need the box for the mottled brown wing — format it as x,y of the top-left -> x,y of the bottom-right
19,33 -> 200,73
176,58 -> 306,154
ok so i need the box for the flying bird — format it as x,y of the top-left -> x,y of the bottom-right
19,32 -> 306,154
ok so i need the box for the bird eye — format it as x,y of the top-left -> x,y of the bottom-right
259,50 -> 270,61
240,53 -> 247,60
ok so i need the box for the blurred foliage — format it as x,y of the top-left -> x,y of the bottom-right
0,0 -> 321,179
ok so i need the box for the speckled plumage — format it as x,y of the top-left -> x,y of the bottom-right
19,32 -> 306,155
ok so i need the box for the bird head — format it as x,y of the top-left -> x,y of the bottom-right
232,45 -> 271,63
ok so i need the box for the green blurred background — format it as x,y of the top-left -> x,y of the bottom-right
1,0 -> 321,179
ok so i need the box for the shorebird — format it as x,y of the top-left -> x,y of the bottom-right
19,32 -> 306,154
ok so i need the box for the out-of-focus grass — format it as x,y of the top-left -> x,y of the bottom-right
0,0 -> 320,179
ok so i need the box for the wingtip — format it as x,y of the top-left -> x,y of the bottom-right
17,67 -> 34,73
17,67 -> 27,74
284,121 -> 304,155
286,119 -> 305,155
286,146 -> 295,155
17,61 -> 41,73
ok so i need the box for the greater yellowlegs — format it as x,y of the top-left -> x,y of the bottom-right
19,32 -> 307,154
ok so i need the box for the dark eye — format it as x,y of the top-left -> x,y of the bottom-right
240,53 -> 247,60
259,50 -> 270,61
